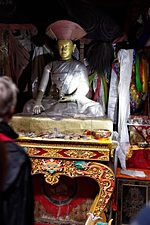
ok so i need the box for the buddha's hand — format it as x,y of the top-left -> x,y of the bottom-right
59,95 -> 76,102
59,89 -> 77,102
32,104 -> 45,115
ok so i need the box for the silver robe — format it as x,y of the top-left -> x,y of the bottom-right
23,59 -> 105,118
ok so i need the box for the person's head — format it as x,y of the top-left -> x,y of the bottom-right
0,76 -> 18,122
57,39 -> 76,60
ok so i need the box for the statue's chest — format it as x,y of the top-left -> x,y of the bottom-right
52,72 -> 68,85
51,61 -> 79,92
51,62 -> 70,84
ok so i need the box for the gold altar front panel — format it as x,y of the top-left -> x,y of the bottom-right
12,115 -> 115,223
17,139 -> 111,161
16,138 -> 114,222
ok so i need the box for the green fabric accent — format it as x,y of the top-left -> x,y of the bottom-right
135,54 -> 142,93
101,75 -> 108,105
88,71 -> 97,86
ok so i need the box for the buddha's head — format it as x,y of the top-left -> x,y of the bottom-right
57,39 -> 76,60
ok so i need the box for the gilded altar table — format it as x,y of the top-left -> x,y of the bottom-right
10,115 -> 115,225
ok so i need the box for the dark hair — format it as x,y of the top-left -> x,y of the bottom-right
86,41 -> 114,74
0,76 -> 18,119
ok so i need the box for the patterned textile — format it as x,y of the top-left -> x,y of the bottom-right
33,175 -> 99,225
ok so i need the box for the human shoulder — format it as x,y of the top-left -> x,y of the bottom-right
73,59 -> 87,70
2,141 -> 31,191
6,141 -> 28,159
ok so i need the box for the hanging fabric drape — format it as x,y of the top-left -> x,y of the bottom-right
117,49 -> 133,169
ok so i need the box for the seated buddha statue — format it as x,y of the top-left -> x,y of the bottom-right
23,20 -> 105,118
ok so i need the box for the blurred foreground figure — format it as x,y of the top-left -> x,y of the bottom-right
130,202 -> 150,225
0,76 -> 34,225
23,20 -> 104,118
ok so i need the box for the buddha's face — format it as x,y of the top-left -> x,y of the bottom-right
57,40 -> 76,60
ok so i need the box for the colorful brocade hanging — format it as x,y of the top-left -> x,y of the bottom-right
88,71 -> 109,112
130,50 -> 148,113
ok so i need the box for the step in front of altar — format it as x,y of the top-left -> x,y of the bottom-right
10,115 -> 113,134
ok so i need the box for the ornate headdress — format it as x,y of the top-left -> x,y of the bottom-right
46,20 -> 87,40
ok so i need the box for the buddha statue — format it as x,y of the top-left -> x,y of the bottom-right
23,20 -> 105,118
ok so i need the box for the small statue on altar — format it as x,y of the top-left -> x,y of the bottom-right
23,20 -> 105,118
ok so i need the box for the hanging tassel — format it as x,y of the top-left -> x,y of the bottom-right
135,53 -> 142,93
141,58 -> 148,93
